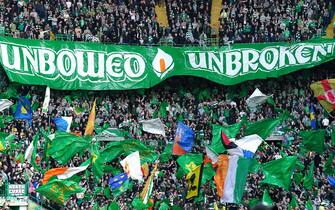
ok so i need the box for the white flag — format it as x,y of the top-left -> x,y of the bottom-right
234,134 -> 263,154
140,118 -> 166,136
42,87 -> 50,113
0,99 -> 13,112
205,145 -> 218,164
246,88 -> 269,110
24,140 -> 34,164
120,151 -> 143,181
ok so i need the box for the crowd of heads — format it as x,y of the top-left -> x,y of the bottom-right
0,61 -> 335,209
219,0 -> 334,44
0,0 -> 333,45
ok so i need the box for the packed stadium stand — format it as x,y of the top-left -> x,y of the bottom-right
0,0 -> 335,210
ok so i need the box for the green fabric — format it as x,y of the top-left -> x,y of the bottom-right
210,121 -> 243,154
303,161 -> 314,190
299,129 -> 325,154
159,101 -> 169,118
245,112 -> 289,139
48,131 -> 90,165
305,199 -> 313,210
261,156 -> 297,190
176,153 -> 203,174
234,158 -> 252,204
249,159 -> 261,173
90,143 -> 105,181
0,86 -> 18,99
324,153 -> 334,176
36,179 -> 85,204
201,163 -> 215,185
160,143 -> 173,163
331,126 -> 335,146
131,197 -> 148,210
289,194 -> 299,209
159,202 -> 169,210
262,189 -> 273,206
31,134 -> 41,171
108,202 -> 120,210
293,172 -> 303,185
100,140 -> 158,164
112,179 -> 133,198
1,37 -> 335,90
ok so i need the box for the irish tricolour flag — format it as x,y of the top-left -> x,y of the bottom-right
214,155 -> 251,204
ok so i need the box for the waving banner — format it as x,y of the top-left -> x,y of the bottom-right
0,36 -> 334,90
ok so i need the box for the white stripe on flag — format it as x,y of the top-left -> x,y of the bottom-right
24,140 -> 34,164
0,99 -> 13,112
221,155 -> 239,203
42,87 -> 50,114
57,165 -> 89,180
234,134 -> 263,153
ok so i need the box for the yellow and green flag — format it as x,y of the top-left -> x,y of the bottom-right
36,179 -> 85,204
185,165 -> 201,199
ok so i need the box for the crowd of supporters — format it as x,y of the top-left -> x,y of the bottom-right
0,0 -> 333,45
219,0 -> 335,44
0,61 -> 335,209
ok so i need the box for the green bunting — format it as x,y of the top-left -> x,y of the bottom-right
300,129 -> 325,154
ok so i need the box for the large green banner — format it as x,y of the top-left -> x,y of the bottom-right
0,36 -> 334,90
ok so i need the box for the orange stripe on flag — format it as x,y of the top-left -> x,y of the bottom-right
172,143 -> 186,155
84,99 -> 96,136
214,155 -> 229,198
159,58 -> 166,72
42,167 -> 68,184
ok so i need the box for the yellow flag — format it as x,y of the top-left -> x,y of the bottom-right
84,99 -> 96,136
185,165 -> 201,199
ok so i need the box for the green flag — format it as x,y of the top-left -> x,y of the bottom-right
160,143 -> 173,163
324,153 -> 334,176
305,199 -> 313,210
201,163 -> 215,185
303,161 -> 314,190
299,129 -> 325,154
245,112 -> 289,139
293,172 -> 303,185
101,140 -> 158,164
159,202 -> 169,210
176,153 -> 203,175
210,121 -> 244,154
0,115 -> 14,129
288,194 -> 299,209
331,126 -> 335,146
112,179 -> 133,198
0,86 -> 18,99
100,141 -> 125,162
36,179 -> 85,205
108,202 -> 120,210
262,189 -> 273,206
48,132 -> 90,165
31,134 -> 41,171
132,197 -> 148,210
261,156 -> 297,190
90,143 -> 104,181
249,159 -> 261,173
159,101 -> 169,118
